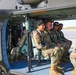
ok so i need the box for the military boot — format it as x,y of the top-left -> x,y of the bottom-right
55,66 -> 64,73
49,66 -> 63,75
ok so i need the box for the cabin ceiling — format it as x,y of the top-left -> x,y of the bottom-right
27,7 -> 76,20
10,7 -> 76,24
9,15 -> 25,24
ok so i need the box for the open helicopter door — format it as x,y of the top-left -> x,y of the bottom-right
0,19 -> 10,75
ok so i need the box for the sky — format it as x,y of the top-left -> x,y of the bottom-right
57,19 -> 76,28
23,19 -> 76,28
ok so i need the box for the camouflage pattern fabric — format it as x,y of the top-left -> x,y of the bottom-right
43,30 -> 56,48
10,47 -> 20,61
10,34 -> 27,61
18,34 -> 26,47
50,29 -> 69,57
43,30 -> 64,65
31,30 -> 47,59
70,49 -> 76,68
31,29 -> 63,66
70,49 -> 76,75
56,31 -> 69,50
58,30 -> 72,49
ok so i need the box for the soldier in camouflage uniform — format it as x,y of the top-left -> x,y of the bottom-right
31,20 -> 63,75
58,23 -> 72,51
10,27 -> 27,62
50,22 -> 70,62
70,47 -> 76,75
43,21 -> 64,75
18,27 -> 27,55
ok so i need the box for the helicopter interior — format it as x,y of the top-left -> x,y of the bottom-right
1,3 -> 76,74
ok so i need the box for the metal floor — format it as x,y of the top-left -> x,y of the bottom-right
8,49 -> 74,75
9,59 -> 74,75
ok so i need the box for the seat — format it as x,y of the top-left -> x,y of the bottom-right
30,33 -> 46,66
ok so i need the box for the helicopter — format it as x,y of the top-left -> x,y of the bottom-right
0,0 -> 76,75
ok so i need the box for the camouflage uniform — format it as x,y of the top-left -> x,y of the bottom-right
50,29 -> 70,59
70,48 -> 76,68
70,48 -> 76,75
58,30 -> 72,50
18,34 -> 27,54
10,34 -> 27,61
43,30 -> 56,48
31,29 -> 63,66
10,47 -> 20,61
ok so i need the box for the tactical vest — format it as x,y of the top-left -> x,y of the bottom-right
36,30 -> 45,45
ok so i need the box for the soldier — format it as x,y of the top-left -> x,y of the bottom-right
44,21 -> 62,48
70,47 -> 76,75
43,21 -> 56,48
58,23 -> 72,51
44,21 -> 64,54
10,27 -> 27,62
50,22 -> 70,62
18,27 -> 27,55
31,20 -> 63,75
